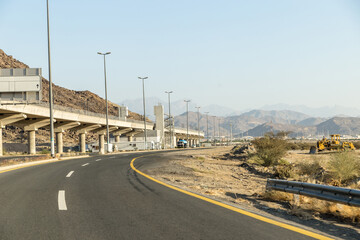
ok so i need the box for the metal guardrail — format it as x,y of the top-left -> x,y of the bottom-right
266,179 -> 360,206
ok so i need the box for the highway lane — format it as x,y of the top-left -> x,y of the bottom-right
0,151 -> 327,240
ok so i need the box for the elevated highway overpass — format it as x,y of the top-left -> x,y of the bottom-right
0,103 -> 203,155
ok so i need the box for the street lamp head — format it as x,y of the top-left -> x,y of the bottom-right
184,99 -> 191,103
97,52 -> 111,55
165,91 -> 173,94
138,77 -> 148,80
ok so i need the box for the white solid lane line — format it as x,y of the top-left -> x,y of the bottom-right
95,159 -> 101,161
66,171 -> 74,178
110,156 -> 115,159
58,190 -> 67,210
82,163 -> 89,166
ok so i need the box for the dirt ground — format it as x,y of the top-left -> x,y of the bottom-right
144,147 -> 360,239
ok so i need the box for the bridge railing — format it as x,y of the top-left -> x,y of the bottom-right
266,179 -> 360,206
173,127 -> 204,136
35,102 -> 146,124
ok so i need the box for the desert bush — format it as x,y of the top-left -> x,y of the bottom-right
262,190 -> 293,202
273,164 -> 296,179
40,149 -> 51,154
286,142 -> 298,150
286,141 -> 316,151
352,141 -> 360,149
251,136 -> 288,167
327,151 -> 360,184
297,158 -> 324,180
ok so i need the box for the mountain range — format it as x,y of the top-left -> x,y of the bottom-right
121,97 -> 360,138
174,110 -> 360,138
121,98 -> 360,119
119,97 -> 240,119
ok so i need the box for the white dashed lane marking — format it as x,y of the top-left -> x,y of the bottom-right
82,163 -> 89,167
66,171 -> 74,178
58,190 -> 67,210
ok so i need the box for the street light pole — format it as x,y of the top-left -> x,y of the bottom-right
97,52 -> 111,153
184,100 -> 191,147
204,112 -> 209,142
213,116 -> 216,146
46,0 -> 55,158
218,118 -> 221,143
165,91 -> 173,148
139,77 -> 148,150
195,106 -> 200,147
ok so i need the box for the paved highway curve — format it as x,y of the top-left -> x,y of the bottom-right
0,151 -> 332,240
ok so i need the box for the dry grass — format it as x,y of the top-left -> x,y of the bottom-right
0,155 -> 50,167
149,147 -> 360,227
327,151 -> 360,185
263,190 -> 293,202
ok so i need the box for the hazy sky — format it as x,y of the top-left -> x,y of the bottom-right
1,0 -> 359,111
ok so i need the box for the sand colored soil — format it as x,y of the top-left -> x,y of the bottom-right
144,147 -> 360,239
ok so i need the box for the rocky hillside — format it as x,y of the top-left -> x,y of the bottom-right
296,117 -> 326,127
240,110 -> 309,124
174,109 -> 315,138
0,49 -> 145,148
316,117 -> 360,135
243,122 -> 316,137
174,108 -> 360,138
0,49 -> 143,121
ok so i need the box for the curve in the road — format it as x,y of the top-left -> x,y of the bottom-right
130,155 -> 333,240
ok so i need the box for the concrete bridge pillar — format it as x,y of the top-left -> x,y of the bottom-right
79,133 -> 86,153
0,128 -> 3,156
99,134 -> 105,154
56,132 -> 63,154
115,135 -> 120,143
128,135 -> 133,142
28,130 -> 36,154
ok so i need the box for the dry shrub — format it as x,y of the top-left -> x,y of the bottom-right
327,151 -> 360,185
251,136 -> 288,167
263,190 -> 293,202
352,141 -> 360,149
273,164 -> 296,179
297,158 -> 324,180
286,141 -> 316,151
288,205 -> 313,220
294,196 -> 360,223
266,191 -> 360,223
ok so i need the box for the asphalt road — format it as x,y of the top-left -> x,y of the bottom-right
0,151 -> 325,240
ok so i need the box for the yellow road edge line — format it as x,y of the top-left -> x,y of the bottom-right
130,156 -> 333,240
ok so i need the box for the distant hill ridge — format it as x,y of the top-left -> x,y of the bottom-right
174,109 -> 360,137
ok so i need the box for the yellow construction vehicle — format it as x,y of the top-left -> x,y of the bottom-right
310,134 -> 355,153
